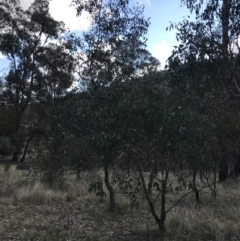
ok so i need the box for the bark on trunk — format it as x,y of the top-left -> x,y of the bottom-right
220,1 -> 238,180
20,133 -> 34,163
213,156 -> 217,199
138,165 -> 165,231
221,0 -> 232,60
13,152 -> 18,162
147,172 -> 154,196
104,165 -> 115,212
160,179 -> 167,228
192,168 -> 200,203
77,169 -> 81,180
13,112 -> 21,162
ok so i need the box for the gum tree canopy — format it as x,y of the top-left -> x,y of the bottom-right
72,0 -> 159,88
0,0 -> 75,162
65,0 -> 159,212
167,0 -> 240,182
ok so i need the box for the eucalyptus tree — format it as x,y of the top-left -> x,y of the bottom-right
167,0 -> 240,181
67,0 -> 157,211
112,74 -> 203,231
0,0 -> 75,162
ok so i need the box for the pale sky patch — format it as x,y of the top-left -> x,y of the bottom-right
230,38 -> 240,55
49,0 -> 91,31
20,0 -> 91,31
136,0 -> 152,8
149,40 -> 173,69
20,0 -> 33,10
0,53 -> 5,59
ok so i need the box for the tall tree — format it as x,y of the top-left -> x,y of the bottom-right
68,0 -> 157,211
167,0 -> 240,181
0,0 -> 75,162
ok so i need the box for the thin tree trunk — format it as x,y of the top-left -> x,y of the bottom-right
20,133 -> 34,163
138,165 -> 164,231
104,165 -> 115,212
219,147 -> 228,182
221,0 -> 232,60
147,172 -> 154,196
213,156 -> 217,199
192,168 -> 200,203
77,169 -> 81,180
13,112 -> 21,162
160,171 -> 168,230
13,122 -> 20,162
13,152 -> 18,162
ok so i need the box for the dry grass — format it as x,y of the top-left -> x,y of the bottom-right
0,166 -> 239,241
163,180 -> 240,241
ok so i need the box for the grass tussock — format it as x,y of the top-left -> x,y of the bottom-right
0,166 -> 99,203
0,165 -> 33,195
13,181 -> 64,204
162,181 -> 240,241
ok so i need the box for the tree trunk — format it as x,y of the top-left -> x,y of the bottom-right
160,179 -> 167,229
219,147 -> 228,182
138,165 -> 165,231
13,152 -> 18,162
77,169 -> 81,180
13,112 -> 21,162
213,156 -> 217,199
192,168 -> 200,203
20,133 -> 34,163
233,154 -> 240,178
221,0 -> 232,60
147,172 -> 154,196
104,165 -> 115,212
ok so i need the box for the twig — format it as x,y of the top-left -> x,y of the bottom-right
165,190 -> 193,214
153,191 -> 161,205
233,76 -> 240,94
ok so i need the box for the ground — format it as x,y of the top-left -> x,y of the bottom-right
0,165 -> 240,241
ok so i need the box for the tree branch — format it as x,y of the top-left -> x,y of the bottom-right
165,190 -> 193,214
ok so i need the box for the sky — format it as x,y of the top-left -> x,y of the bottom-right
0,0 -> 193,72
